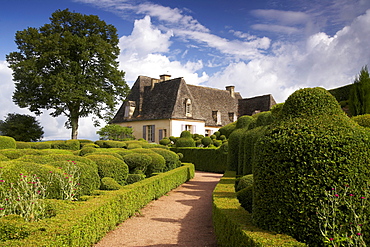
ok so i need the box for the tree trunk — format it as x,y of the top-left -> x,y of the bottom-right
70,113 -> 79,140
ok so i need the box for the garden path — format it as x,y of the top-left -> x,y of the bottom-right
94,171 -> 222,247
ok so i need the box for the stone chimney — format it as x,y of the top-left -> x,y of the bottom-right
151,78 -> 159,89
160,74 -> 171,82
226,86 -> 235,98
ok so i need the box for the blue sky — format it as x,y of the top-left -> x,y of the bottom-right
1,0 -> 370,140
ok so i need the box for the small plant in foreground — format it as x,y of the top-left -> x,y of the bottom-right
317,184 -> 368,246
0,171 -> 48,222
54,160 -> 81,201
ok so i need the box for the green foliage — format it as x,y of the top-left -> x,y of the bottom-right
213,171 -> 305,247
122,153 -> 152,173
94,140 -> 126,148
172,147 -> 228,173
0,164 -> 195,246
349,66 -> 370,116
0,149 -> 73,160
227,116 -> 255,172
47,140 -> 81,150
0,136 -> 16,149
126,173 -> 146,185
100,177 -> 122,190
86,155 -> 129,186
253,87 -> 370,246
15,142 -> 31,149
159,137 -> 171,146
252,111 -> 273,127
6,9 -> 129,139
0,215 -> 30,241
180,131 -> 191,138
144,153 -> 166,177
218,121 -> 237,139
175,137 -> 195,147
97,124 -> 134,141
150,148 -> 181,171
236,185 -> 253,213
0,114 -> 44,142
270,103 -> 284,121
201,136 -> 213,147
30,142 -> 51,149
328,84 -> 352,103
352,114 -> 370,128
235,174 -> 253,192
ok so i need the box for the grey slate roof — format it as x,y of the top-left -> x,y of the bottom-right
111,75 -> 276,127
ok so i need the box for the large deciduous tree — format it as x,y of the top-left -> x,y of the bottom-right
0,113 -> 44,142
6,9 -> 129,139
97,124 -> 134,141
349,65 -> 370,116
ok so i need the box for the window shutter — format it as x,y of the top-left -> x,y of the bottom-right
193,125 -> 196,134
152,125 -> 155,142
159,129 -> 163,140
143,125 -> 147,140
181,124 -> 185,131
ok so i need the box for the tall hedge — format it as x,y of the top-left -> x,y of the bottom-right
253,87 -> 370,245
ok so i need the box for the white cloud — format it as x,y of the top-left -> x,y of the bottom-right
207,9 -> 370,103
251,24 -> 300,34
252,9 -> 310,25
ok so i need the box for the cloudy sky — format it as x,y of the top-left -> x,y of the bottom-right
1,0 -> 370,141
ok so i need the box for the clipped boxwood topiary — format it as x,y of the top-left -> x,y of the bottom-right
159,138 -> 171,146
30,142 -> 51,149
201,137 -> 213,147
150,148 -> 181,171
235,174 -> 253,192
352,114 -> 370,128
253,87 -> 370,246
100,177 -> 122,190
16,141 -> 31,149
86,155 -> 129,186
126,173 -> 146,185
0,136 -> 16,149
236,185 -> 253,213
176,131 -> 195,148
123,153 -> 152,173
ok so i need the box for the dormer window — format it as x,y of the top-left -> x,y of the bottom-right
228,112 -> 237,122
185,98 -> 192,117
212,110 -> 221,125
124,101 -> 136,118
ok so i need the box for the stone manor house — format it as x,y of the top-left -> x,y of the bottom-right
111,74 -> 276,143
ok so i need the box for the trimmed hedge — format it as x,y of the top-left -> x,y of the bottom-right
86,155 -> 129,186
150,148 -> 181,171
0,163 -> 195,246
352,114 -> 370,128
171,147 -> 227,173
212,171 -> 305,247
0,136 -> 16,149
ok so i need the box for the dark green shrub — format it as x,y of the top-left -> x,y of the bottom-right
201,137 -> 213,147
213,140 -> 222,147
253,87 -> 370,246
0,215 -> 30,241
214,131 -> 220,139
48,140 -> 80,150
100,177 -> 122,190
159,138 -> 171,146
352,114 -> 370,128
219,142 -> 228,153
235,174 -> 253,192
219,135 -> 226,141
151,148 -> 181,171
252,111 -> 273,127
177,152 -> 184,160
175,133 -> 195,147
210,134 -> 216,140
169,136 -> 177,144
0,136 -> 16,149
79,147 -> 98,156
218,121 -> 236,139
30,142 -> 51,149
180,130 -> 191,138
123,153 -> 152,173
144,153 -> 166,176
270,102 -> 284,121
227,116 -> 255,172
85,155 -> 129,186
236,185 -> 253,213
16,142 -> 31,149
126,173 -> 146,185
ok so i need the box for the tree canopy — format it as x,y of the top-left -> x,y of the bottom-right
0,113 -> 44,142
97,124 -> 134,140
349,65 -> 370,116
6,9 -> 129,139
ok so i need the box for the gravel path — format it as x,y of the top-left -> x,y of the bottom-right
95,171 -> 223,247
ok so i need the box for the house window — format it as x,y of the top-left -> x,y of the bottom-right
143,125 -> 155,142
205,129 -> 212,136
212,110 -> 221,125
185,98 -> 192,117
124,101 -> 136,118
228,112 -> 236,122
182,124 -> 196,134
159,129 -> 167,140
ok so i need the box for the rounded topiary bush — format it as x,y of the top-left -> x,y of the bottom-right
352,114 -> 370,128
30,142 -> 51,149
126,173 -> 146,185
235,174 -> 253,192
0,136 -> 16,149
253,111 -> 273,127
16,142 -> 31,149
123,153 -> 152,173
86,155 -> 129,186
201,137 -> 213,147
253,87 -> 370,246
150,148 -> 181,171
100,177 -> 122,190
237,185 -> 253,213
159,138 -> 171,146
144,152 -> 166,176
180,130 -> 191,138
218,121 -> 236,139
175,131 -> 195,148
